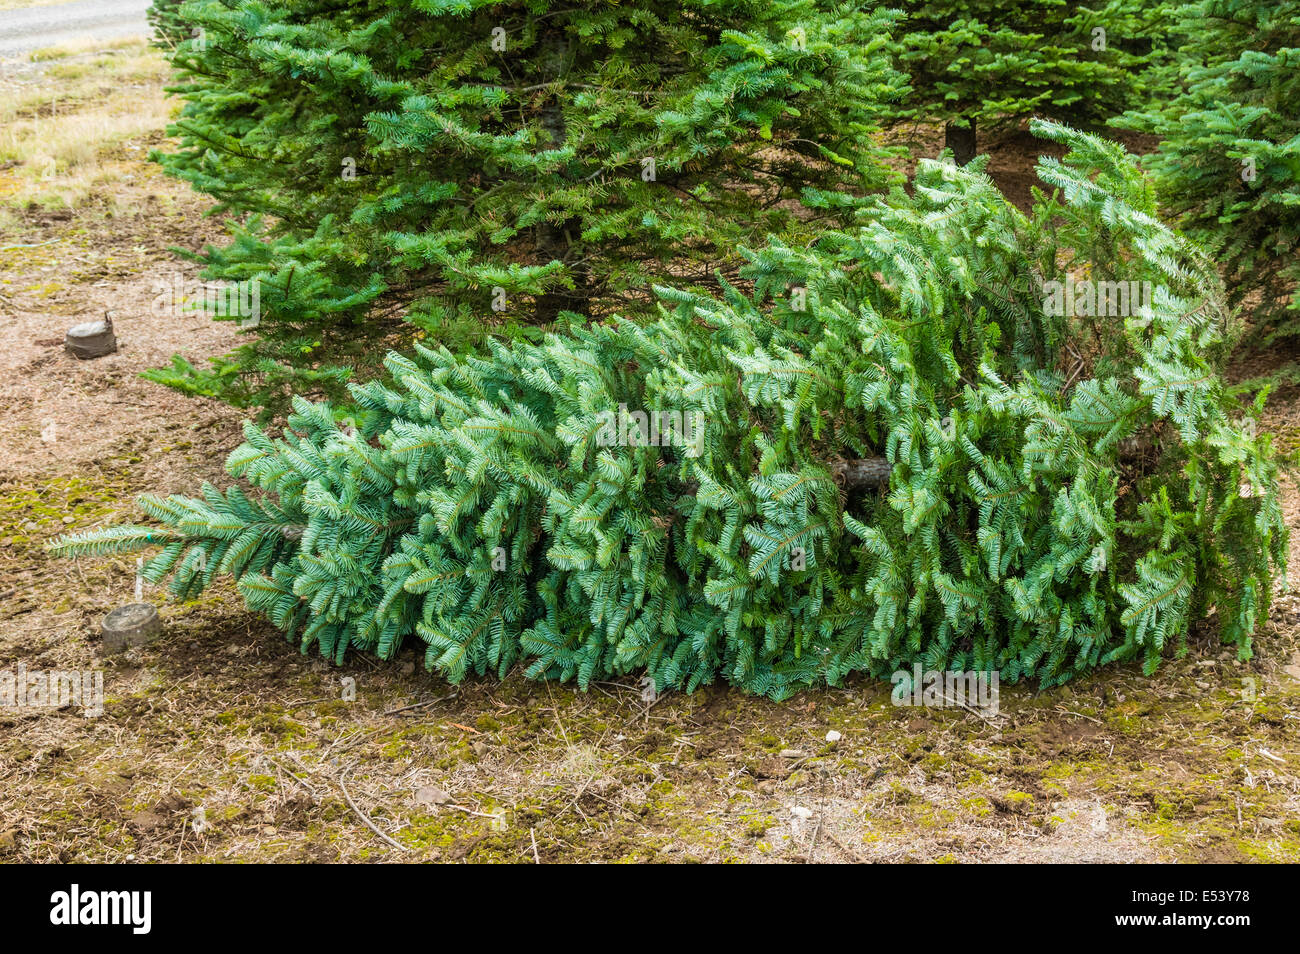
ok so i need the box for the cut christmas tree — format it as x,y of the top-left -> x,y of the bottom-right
52,123 -> 1288,698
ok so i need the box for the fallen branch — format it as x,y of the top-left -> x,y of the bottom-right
337,766 -> 410,853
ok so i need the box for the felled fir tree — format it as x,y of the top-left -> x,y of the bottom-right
54,124 -> 1287,697
892,0 -> 1167,163
1116,0 -> 1300,337
145,0 -> 904,414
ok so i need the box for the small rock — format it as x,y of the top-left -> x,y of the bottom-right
779,748 -> 805,759
128,810 -> 162,831
61,516 -> 74,525
1195,681 -> 1210,690
414,785 -> 452,807
825,730 -> 842,743
1283,651 -> 1300,682
22,521 -> 37,532
789,806 -> 813,820
471,741 -> 489,757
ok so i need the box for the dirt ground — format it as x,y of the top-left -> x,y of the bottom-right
1,42 -> 1298,864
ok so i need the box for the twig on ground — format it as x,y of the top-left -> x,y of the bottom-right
337,766 -> 409,853
383,691 -> 457,716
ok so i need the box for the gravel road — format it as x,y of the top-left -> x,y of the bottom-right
0,0 -> 152,60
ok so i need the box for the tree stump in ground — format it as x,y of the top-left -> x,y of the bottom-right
65,314 -> 116,360
101,603 -> 162,654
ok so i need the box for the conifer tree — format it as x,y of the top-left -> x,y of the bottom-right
147,0 -> 193,48
892,0 -> 1167,163
1116,0 -> 1300,337
54,124 -> 1287,697
144,0 -> 904,414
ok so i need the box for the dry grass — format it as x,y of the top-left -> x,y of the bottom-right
0,39 -> 170,217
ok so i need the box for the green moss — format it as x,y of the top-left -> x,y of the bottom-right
247,712 -> 307,741
0,473 -> 131,542
1237,834 -> 1300,862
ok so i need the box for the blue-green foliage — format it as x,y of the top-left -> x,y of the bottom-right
143,0 -> 904,414
53,125 -> 1287,697
1117,0 -> 1300,333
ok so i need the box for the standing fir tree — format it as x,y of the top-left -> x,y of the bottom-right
893,0 -> 1167,163
1116,0 -> 1300,338
147,0 -> 194,48
145,0 -> 905,414
54,125 -> 1288,697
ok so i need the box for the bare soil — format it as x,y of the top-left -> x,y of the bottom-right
1,48 -> 1297,864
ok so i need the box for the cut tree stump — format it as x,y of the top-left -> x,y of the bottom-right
101,603 -> 162,654
65,313 -> 116,360
830,457 -> 893,490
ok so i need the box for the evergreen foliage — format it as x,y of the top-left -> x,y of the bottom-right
147,0 -> 193,48
892,0 -> 1170,163
53,125 -> 1287,697
143,0 -> 904,414
1116,0 -> 1300,336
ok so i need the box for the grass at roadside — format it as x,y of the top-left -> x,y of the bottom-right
0,38 -> 170,219
0,0 -> 80,10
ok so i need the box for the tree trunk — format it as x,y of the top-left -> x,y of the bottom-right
534,31 -> 586,324
944,116 -> 977,166
829,457 -> 892,489
826,434 -> 1155,491
677,458 -> 890,508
